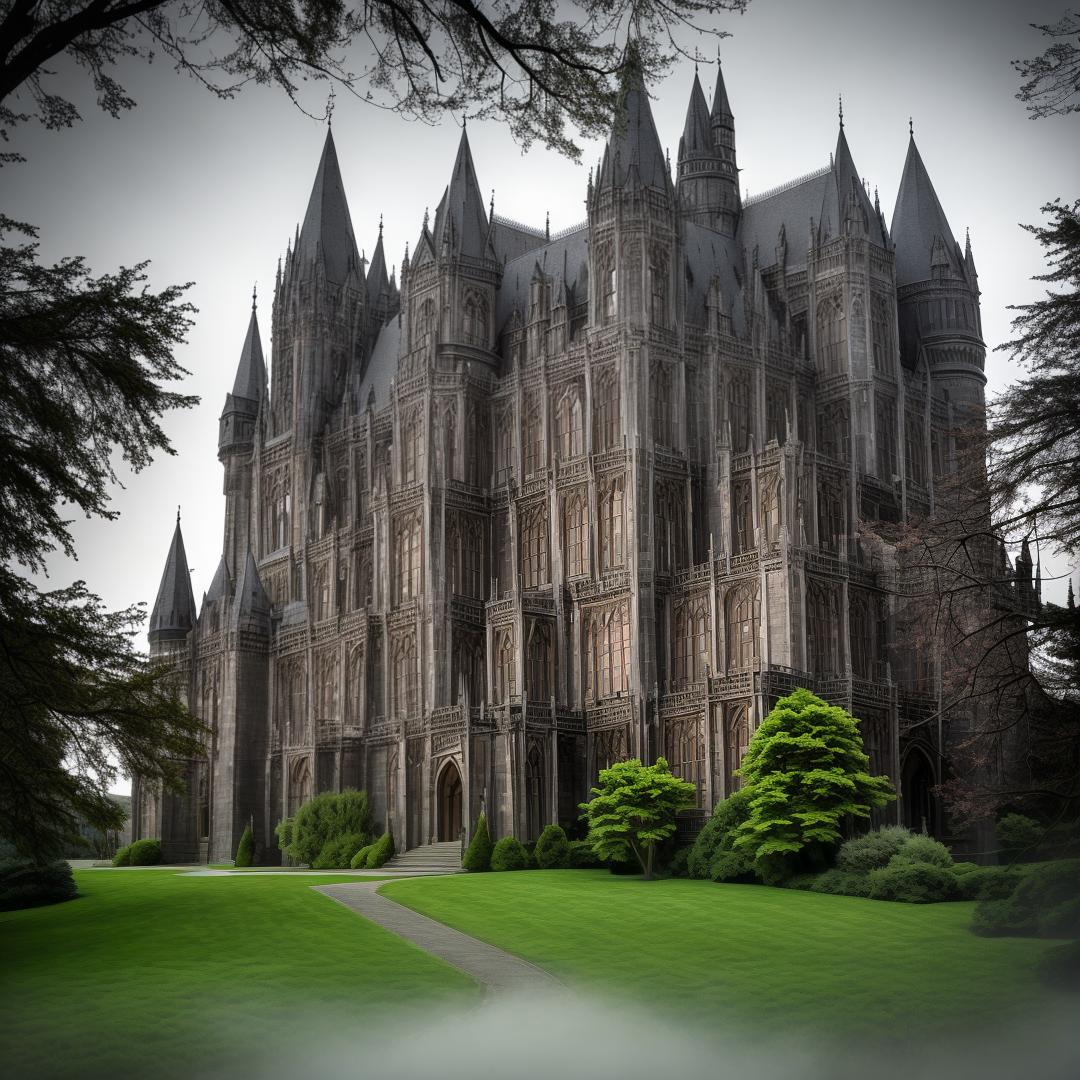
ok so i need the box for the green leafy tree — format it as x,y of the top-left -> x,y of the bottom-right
732,689 -> 894,881
284,790 -> 373,865
462,813 -> 492,872
580,757 -> 696,880
234,825 -> 254,867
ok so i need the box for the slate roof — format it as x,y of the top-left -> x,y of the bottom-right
357,316 -> 401,410
598,69 -> 670,193
433,129 -> 493,261
367,229 -> 389,307
297,128 -> 362,285
231,306 -> 265,402
890,135 -> 964,286
712,61 -> 734,121
683,221 -> 745,334
740,166 -> 831,267
496,226 -> 590,332
232,550 -> 270,627
679,72 -> 712,158
149,517 -> 196,640
202,555 -> 230,609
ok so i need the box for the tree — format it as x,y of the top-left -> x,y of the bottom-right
234,824 -> 254,866
732,689 -> 894,882
0,0 -> 749,163
579,757 -> 696,879
1014,9 -> 1080,120
462,812 -> 492,871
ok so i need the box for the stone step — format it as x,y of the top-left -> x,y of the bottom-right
382,841 -> 465,874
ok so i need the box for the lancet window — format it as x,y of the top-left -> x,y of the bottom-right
555,384 -> 584,460
392,632 -> 418,716
674,600 -> 710,686
593,367 -> 621,451
564,491 -> 589,578
599,476 -> 625,570
526,620 -> 552,701
394,514 -> 422,602
817,294 -> 846,375
586,602 -> 631,700
725,584 -> 759,670
520,504 -> 548,589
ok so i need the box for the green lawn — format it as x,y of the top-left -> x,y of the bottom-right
381,870 -> 1060,1038
0,870 -> 478,1079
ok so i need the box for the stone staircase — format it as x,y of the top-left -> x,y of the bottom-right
381,841 -> 464,875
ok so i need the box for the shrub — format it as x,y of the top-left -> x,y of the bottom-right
954,865 -> 1024,902
1037,896 -> 1080,939
567,840 -> 603,869
708,847 -> 756,884
462,814 -> 492,872
996,812 -> 1045,861
274,816 -> 294,854
810,869 -> 872,898
836,825 -> 913,875
491,836 -> 530,871
687,789 -> 751,880
972,859 -> 1080,937
350,844 -> 374,870
235,826 -> 254,868
783,873 -> 820,892
534,824 -> 570,869
287,790 -> 373,866
668,848 -> 690,878
312,832 -> 366,870
366,831 -> 395,869
1036,939 -> 1080,990
127,839 -> 162,866
112,844 -> 132,866
952,861 -> 980,875
891,834 -> 953,869
0,858 -> 78,910
867,861 -> 960,903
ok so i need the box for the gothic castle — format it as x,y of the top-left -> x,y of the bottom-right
134,66 -> 1026,863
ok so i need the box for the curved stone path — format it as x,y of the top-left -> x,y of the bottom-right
314,881 -> 564,994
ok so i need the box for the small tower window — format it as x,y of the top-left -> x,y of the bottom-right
602,264 -> 617,323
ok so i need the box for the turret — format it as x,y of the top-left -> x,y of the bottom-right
148,511 -> 196,655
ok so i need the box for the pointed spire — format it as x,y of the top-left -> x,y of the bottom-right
711,55 -> 733,123
231,550 -> 270,629
433,128 -> 492,261
680,70 -> 712,157
598,61 -> 669,192
202,554 -> 231,610
890,133 -> 963,286
231,303 -> 266,402
367,223 -> 390,308
149,515 -> 196,644
296,128 -> 361,285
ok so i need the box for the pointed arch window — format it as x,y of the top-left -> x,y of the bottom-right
522,393 -> 542,476
564,492 -> 589,578
651,364 -> 673,447
401,408 -> 423,486
602,262 -> 617,323
392,633 -> 418,716
761,478 -> 781,547
728,374 -> 752,454
394,514 -> 422,602
416,297 -> 436,348
495,408 -> 515,485
599,477 -> 625,571
871,296 -> 892,373
526,620 -> 552,700
732,480 -> 753,554
650,257 -> 668,329
494,628 -> 515,704
462,290 -> 488,347
905,411 -> 926,487
817,294 -> 846,375
726,584 -> 759,670
674,600 -> 710,686
556,385 -> 584,460
849,590 -> 875,679
875,396 -> 898,481
594,367 -> 621,452
807,580 -> 841,675
465,405 -> 488,487
817,400 -> 850,462
817,481 -> 845,553
520,504 -> 548,589
655,481 -> 686,575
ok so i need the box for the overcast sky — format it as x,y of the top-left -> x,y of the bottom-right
5,0 -> 1077,712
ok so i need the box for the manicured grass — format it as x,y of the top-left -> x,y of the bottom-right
381,870 -> 1061,1038
0,870 -> 478,1079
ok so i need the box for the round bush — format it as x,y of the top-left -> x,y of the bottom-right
287,790 -> 373,866
566,840 -> 602,869
491,836 -> 530,871
366,831 -> 395,869
867,861 -> 960,903
687,790 -> 751,880
534,824 -> 570,869
974,859 -> 1080,936
234,826 -> 255,868
127,839 -> 162,866
891,834 -> 953,869
112,844 -> 132,867
836,825 -> 913,875
0,858 -> 78,910
996,813 -> 1044,861
312,832 -> 366,869
952,861 -> 980,876
954,865 -> 1024,902
708,847 -> 756,883
810,869 -> 872,898
350,844 -> 375,870
462,814 -> 493,872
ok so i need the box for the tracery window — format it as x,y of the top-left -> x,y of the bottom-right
526,620 -> 552,700
674,600 -> 710,686
817,294 -> 846,375
392,633 -> 417,716
905,411 -> 926,487
817,400 -> 850,462
465,405 -> 488,487
555,384 -> 584,460
415,297 -> 437,348
462,289 -> 488,347
599,476 -> 625,571
394,514 -> 422,602
587,602 -> 631,700
267,470 -> 291,552
494,628 -> 515,704
602,261 -> 617,323
766,384 -> 787,445
650,255 -> 668,329
522,393 -> 542,476
495,408 -> 515,485
871,296 -> 892,373
760,477 -> 781,547
449,514 -> 483,599
654,481 -> 686,575
312,564 -> 331,622
401,407 -> 423,486
724,701 -> 751,792
818,481 -> 845,553
593,367 -> 621,451
442,403 -> 457,480
875,397 -> 898,481
665,717 -> 705,807
732,480 -> 753,554
564,492 -> 589,578
807,580 -> 841,675
725,584 -> 759,670
336,466 -> 351,526
849,590 -> 875,679
453,634 -> 485,704
728,374 -> 752,454
520,504 -> 548,589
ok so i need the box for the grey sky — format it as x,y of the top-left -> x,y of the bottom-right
5,0 -> 1076,671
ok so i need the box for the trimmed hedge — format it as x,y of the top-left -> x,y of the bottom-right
891,834 -> 953,869
534,824 -> 570,869
836,825 -> 912,875
491,836 -> 530,871
112,844 -> 133,866
350,844 -> 375,870
235,826 -> 254,868
462,814 -> 493,872
867,861 -> 960,903
127,839 -> 163,866
281,790 -> 373,866
0,858 -> 78,910
810,869 -> 872,898
954,865 -> 1025,902
366,831 -> 395,869
312,832 -> 367,870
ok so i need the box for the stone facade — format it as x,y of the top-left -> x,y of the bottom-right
134,69 -> 1033,863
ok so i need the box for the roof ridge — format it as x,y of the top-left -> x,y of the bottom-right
744,164 -> 831,207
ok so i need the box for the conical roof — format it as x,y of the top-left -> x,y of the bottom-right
231,305 -> 265,402
297,128 -> 362,285
820,125 -> 882,244
890,135 -> 963,286
598,66 -> 669,192
232,550 -> 270,627
203,555 -> 230,609
433,129 -> 492,261
149,516 -> 196,642
680,71 -> 712,156
367,225 -> 389,307
711,62 -> 733,122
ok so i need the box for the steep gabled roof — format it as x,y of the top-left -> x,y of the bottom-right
202,555 -> 230,610
297,128 -> 362,285
149,516 -> 196,642
433,129 -> 493,261
367,225 -> 390,307
890,135 -> 964,286
819,125 -> 883,245
231,304 -> 265,403
231,550 -> 270,628
598,67 -> 670,193
679,71 -> 712,157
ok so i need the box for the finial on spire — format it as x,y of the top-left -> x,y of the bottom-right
176,505 -> 181,525
326,87 -> 336,127
378,213 -> 383,239
251,283 -> 257,311
423,206 -> 429,230
545,210 -> 550,241
490,188 -> 495,218
909,115 -> 913,136
838,92 -> 844,129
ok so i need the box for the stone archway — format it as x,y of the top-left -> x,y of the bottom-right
436,760 -> 463,843
901,746 -> 938,836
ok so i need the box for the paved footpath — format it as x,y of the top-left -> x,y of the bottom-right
315,880 -> 563,995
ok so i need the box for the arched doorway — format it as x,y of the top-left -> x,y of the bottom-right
436,760 -> 463,842
901,746 -> 938,836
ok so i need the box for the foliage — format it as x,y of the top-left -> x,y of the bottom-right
1036,938 -> 1080,991
891,834 -> 954,869
274,817 -> 294,853
732,690 -> 895,879
952,861 -> 980,875
580,757 -> 697,879
866,862 -> 960,904
285,790 -> 373,866
836,825 -> 913,875
126,839 -> 162,866
0,1 -> 751,164
350,844 -> 375,870
1013,10 -> 1080,119
972,859 -> 1080,937
312,833 -> 368,870
996,813 -> 1045,861
490,836 -> 530,872
708,847 -> 756,884
234,826 -> 254,868
112,843 -> 132,866
462,814 -> 492,872
533,824 -> 570,869
810,869 -> 872,898
366,831 -> 395,869
955,865 -> 1027,902
566,839 -> 603,869
686,789 -> 751,879
0,857 -> 78,910
667,848 -> 690,878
